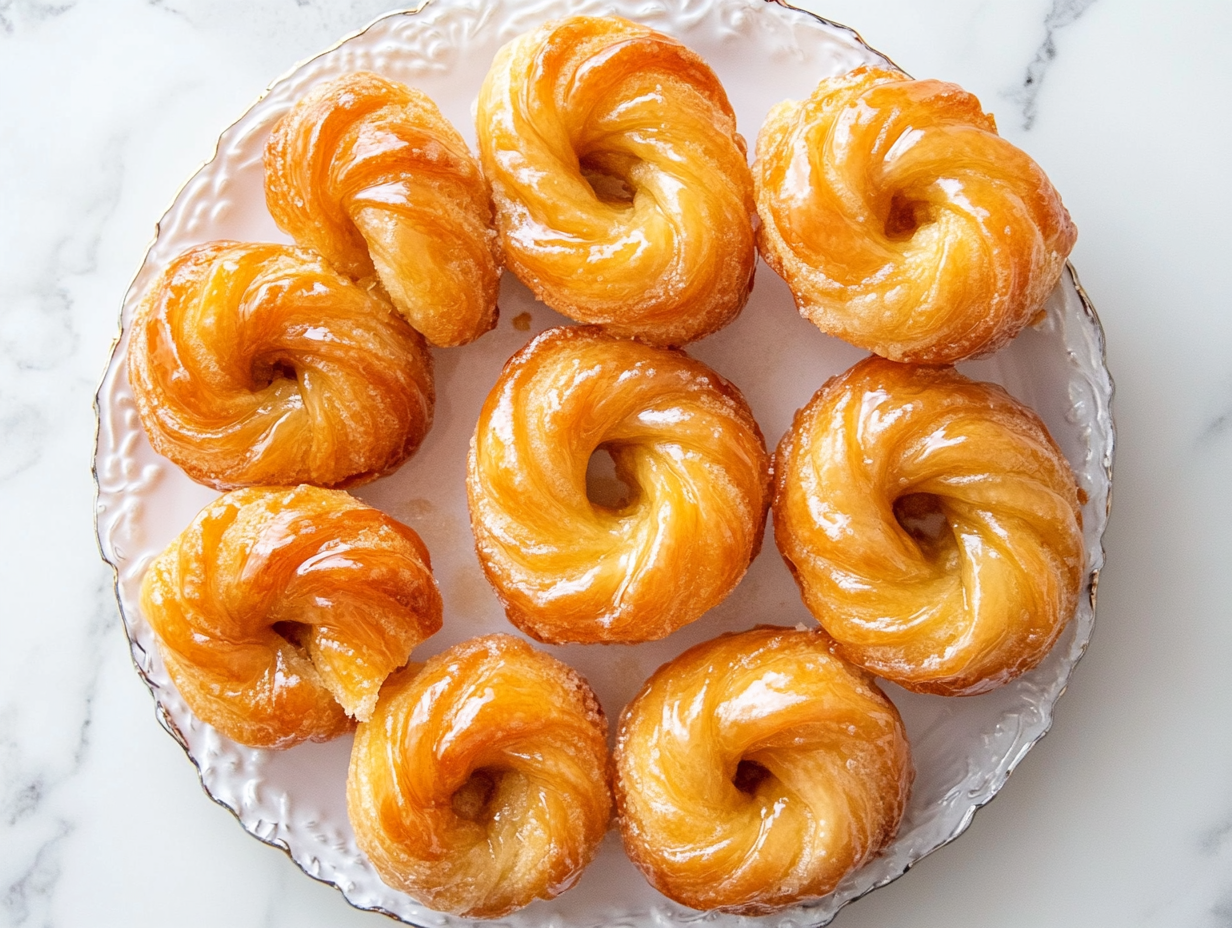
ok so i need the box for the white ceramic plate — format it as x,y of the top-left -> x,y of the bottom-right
93,1 -> 1115,925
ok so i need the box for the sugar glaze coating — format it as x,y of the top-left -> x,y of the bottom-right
615,626 -> 912,913
774,357 -> 1084,695
347,634 -> 611,918
265,71 -> 500,347
127,241 -> 434,489
477,16 -> 756,346
139,486 -> 442,747
467,326 -> 771,644
755,67 -> 1077,363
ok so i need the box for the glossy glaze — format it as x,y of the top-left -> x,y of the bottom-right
127,241 -> 434,489
139,486 -> 443,748
615,626 -> 912,913
89,2 -> 1116,923
265,72 -> 500,347
774,357 -> 1084,695
476,15 -> 756,346
755,67 -> 1077,363
467,326 -> 771,644
347,635 -> 611,918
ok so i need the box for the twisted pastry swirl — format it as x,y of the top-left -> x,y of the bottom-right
755,67 -> 1077,363
476,16 -> 756,346
265,72 -> 500,347
467,327 -> 770,644
128,241 -> 433,489
774,357 -> 1084,695
139,486 -> 443,748
347,634 -> 611,918
615,626 -> 912,913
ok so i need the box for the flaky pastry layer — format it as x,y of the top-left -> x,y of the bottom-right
127,241 -> 434,489
615,626 -> 912,913
467,327 -> 771,644
774,357 -> 1084,695
139,486 -> 443,748
265,71 -> 500,347
754,67 -> 1077,363
347,634 -> 611,918
476,16 -> 756,346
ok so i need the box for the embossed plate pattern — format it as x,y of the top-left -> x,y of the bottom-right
93,1 -> 1114,925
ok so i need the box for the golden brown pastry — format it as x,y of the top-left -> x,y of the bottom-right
127,241 -> 433,490
265,71 -> 500,347
615,626 -> 912,913
476,16 -> 756,347
754,66 -> 1077,363
347,634 -> 611,918
467,327 -> 771,644
139,486 -> 442,748
774,357 -> 1084,695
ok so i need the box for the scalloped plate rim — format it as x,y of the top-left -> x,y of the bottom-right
90,2 -> 1116,926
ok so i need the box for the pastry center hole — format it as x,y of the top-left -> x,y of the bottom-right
452,769 -> 498,822
271,620 -> 308,651
253,358 -> 298,390
884,194 -> 931,241
894,492 -> 951,552
733,759 -> 772,795
586,446 -> 633,510
580,157 -> 635,207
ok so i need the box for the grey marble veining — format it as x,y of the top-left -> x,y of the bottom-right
0,131 -> 124,384
1201,411 -> 1229,445
1200,382 -> 1232,445
0,577 -> 115,927
0,1 -> 76,36
0,1 -> 1230,926
1006,0 -> 1098,130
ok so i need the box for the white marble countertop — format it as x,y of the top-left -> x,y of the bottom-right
1,1 -> 1229,926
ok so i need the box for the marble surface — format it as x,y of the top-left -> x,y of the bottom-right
0,1 -> 1228,926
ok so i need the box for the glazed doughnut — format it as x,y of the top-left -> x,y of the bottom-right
127,241 -> 433,490
754,66 -> 1077,363
139,486 -> 442,748
347,634 -> 611,918
774,357 -> 1084,695
476,16 -> 756,346
467,327 -> 770,644
615,626 -> 912,913
265,71 -> 500,347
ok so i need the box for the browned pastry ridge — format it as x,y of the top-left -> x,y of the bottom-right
755,66 -> 1077,363
127,241 -> 434,490
467,326 -> 771,644
774,357 -> 1085,695
139,486 -> 443,748
615,626 -> 912,913
265,71 -> 501,348
476,15 -> 756,346
347,634 -> 611,918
